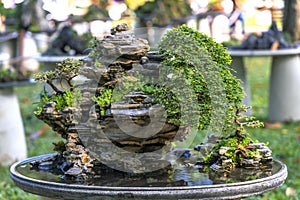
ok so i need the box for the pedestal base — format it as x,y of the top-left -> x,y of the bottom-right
268,55 -> 300,122
230,48 -> 300,122
0,87 -> 27,165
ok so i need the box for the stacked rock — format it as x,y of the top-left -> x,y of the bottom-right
35,23 -> 191,178
208,142 -> 273,172
77,24 -> 191,174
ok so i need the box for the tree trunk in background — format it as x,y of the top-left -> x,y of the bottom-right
283,0 -> 300,42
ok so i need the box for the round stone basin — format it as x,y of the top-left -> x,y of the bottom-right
0,78 -> 37,88
10,153 -> 287,199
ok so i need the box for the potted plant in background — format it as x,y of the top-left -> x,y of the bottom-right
0,1 -> 39,84
0,2 -> 20,83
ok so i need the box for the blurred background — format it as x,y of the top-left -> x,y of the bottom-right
0,0 -> 290,55
1,0 -> 295,76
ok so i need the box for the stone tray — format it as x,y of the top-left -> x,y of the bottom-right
10,154 -> 287,200
0,79 -> 37,88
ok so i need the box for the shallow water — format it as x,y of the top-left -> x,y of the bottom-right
16,155 -> 280,187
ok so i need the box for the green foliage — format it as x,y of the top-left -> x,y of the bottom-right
0,68 -> 29,82
222,39 -> 242,48
92,89 -> 113,116
93,74 -> 157,116
83,4 -> 109,21
53,141 -> 66,154
0,68 -> 17,80
134,0 -> 191,26
64,89 -> 81,107
0,3 -> 16,16
0,2 -> 22,31
34,88 -> 82,115
204,134 -> 260,164
87,37 -> 103,68
0,180 -> 36,200
34,58 -> 83,92
52,94 -> 68,111
151,85 -> 182,124
111,75 -> 156,101
157,24 -> 247,134
92,74 -> 157,115
34,88 -> 49,115
34,58 -> 83,114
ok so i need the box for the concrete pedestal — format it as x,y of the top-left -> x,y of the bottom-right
268,55 -> 300,122
0,87 -> 27,166
230,47 -> 300,122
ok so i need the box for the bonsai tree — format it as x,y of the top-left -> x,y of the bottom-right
156,25 -> 270,170
34,58 -> 82,93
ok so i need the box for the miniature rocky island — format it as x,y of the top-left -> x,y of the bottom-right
28,24 -> 276,183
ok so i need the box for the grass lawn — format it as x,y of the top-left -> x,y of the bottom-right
0,57 -> 299,199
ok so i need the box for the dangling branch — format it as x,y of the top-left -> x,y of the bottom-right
46,79 -> 61,94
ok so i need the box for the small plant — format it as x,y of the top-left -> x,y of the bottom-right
34,58 -> 82,93
92,89 -> 113,116
0,68 -> 16,80
34,58 -> 83,114
87,37 -> 103,68
34,88 -> 82,115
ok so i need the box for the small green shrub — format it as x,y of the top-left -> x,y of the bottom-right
0,68 -> 29,82
34,58 -> 82,93
92,89 -> 113,116
34,58 -> 83,114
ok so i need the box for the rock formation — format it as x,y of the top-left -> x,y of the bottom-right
35,23 -> 190,178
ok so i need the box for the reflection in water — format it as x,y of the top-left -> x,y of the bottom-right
16,154 -> 278,187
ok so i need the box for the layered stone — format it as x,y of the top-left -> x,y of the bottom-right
36,24 -> 184,177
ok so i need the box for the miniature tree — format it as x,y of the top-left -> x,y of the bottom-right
157,25 -> 269,170
33,58 -> 82,116
34,58 -> 82,93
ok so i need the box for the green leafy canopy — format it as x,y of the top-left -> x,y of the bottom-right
157,24 -> 248,134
